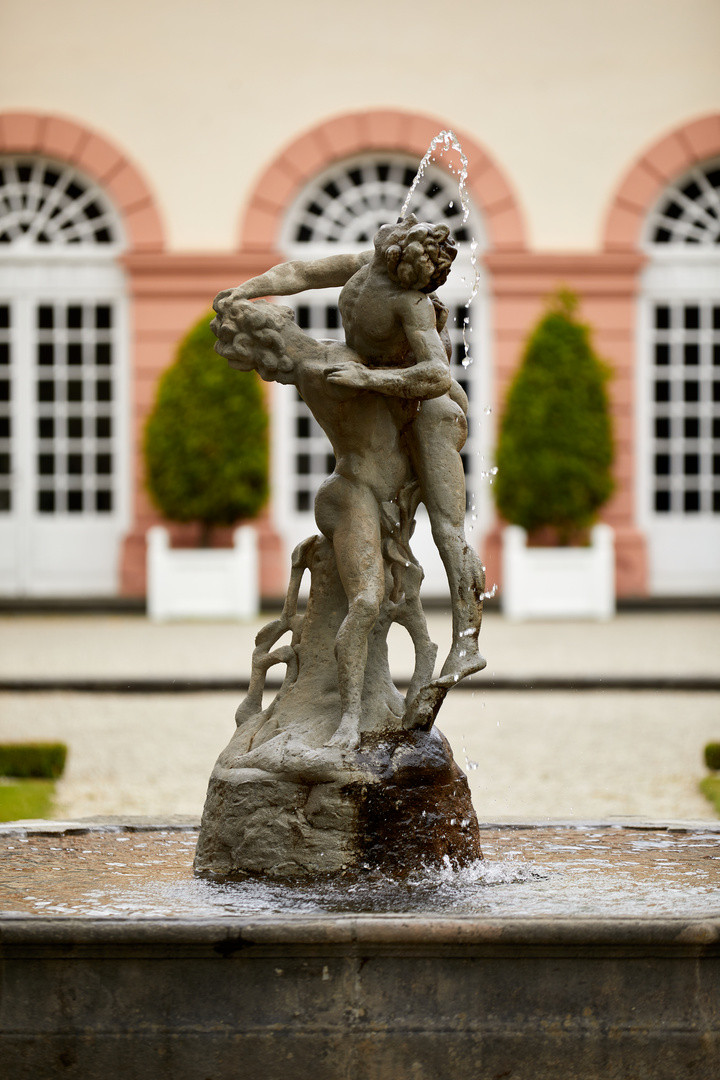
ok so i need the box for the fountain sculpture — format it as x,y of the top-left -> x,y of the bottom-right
193,215 -> 488,879
3,144 -> 718,1080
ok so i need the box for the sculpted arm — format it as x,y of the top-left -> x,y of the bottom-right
326,293 -> 451,400
214,252 -> 372,310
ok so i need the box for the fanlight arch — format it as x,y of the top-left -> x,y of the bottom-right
281,153 -> 483,250
645,158 -> 720,247
0,155 -> 124,250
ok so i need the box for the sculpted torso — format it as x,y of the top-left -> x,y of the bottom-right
339,263 -> 428,366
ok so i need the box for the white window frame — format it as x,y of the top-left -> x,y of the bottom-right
0,156 -> 129,596
637,161 -> 720,595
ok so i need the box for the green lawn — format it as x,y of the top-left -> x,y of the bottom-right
699,776 -> 720,818
0,779 -> 55,822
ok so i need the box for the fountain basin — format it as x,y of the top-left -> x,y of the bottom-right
1,820 -> 719,1079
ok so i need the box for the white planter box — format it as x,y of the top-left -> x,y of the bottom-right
147,525 -> 259,621
502,524 -> 615,621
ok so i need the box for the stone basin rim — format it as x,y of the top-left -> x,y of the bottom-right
2,914 -> 720,948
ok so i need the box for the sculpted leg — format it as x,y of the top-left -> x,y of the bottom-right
409,396 -> 487,681
315,477 -> 385,751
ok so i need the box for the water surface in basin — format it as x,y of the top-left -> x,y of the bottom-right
2,822 -> 719,920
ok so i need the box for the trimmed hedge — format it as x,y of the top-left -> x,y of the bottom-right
144,312 -> 269,542
0,742 -> 67,779
493,291 -> 614,543
704,742 -> 720,771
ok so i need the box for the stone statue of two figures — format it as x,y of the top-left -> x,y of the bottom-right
194,217 -> 486,880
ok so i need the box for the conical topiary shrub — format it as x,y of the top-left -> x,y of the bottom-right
493,291 -> 614,545
144,312 -> 269,545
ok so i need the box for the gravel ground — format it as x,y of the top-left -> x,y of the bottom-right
1,610 -> 717,822
1,688 -> 716,822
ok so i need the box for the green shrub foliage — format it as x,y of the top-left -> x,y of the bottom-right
0,742 -> 67,779
493,292 -> 614,542
704,742 -> 720,771
144,313 -> 269,535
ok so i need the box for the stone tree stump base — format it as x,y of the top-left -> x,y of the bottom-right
194,728 -> 481,880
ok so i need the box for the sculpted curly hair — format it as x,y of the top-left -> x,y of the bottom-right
212,299 -> 296,375
377,215 -> 457,292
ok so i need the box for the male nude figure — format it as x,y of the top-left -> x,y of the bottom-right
212,299 -> 441,749
213,216 -> 486,682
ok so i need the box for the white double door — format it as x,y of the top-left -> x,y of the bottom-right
639,258 -> 720,595
0,261 -> 129,596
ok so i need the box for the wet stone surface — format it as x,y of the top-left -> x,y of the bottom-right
1,822 -> 719,919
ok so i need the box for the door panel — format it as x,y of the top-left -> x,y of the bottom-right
0,273 -> 127,597
640,292 -> 720,595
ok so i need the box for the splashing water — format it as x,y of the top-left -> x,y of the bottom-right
399,129 -> 472,225
461,733 -> 480,773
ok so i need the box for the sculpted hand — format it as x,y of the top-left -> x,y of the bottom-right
325,361 -> 369,388
213,286 -> 248,314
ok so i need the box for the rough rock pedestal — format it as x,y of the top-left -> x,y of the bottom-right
194,535 -> 482,880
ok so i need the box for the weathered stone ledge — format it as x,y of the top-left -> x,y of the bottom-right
2,914 -> 720,948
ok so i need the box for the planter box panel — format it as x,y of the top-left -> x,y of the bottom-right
502,524 -> 615,621
147,525 -> 259,620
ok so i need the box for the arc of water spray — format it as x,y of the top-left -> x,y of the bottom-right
398,130 -> 481,369
400,131 -> 496,600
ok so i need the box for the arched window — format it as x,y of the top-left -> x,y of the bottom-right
272,153 -> 491,595
647,160 -> 720,245
0,155 -> 128,596
640,157 -> 720,594
285,157 -> 474,246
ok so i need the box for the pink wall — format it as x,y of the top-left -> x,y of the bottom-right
6,108 -> 719,600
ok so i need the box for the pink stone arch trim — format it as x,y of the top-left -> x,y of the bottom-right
0,112 -> 165,252
603,113 -> 720,251
240,109 -> 527,252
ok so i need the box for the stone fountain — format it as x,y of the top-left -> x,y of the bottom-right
194,215 -> 487,880
1,177 -> 719,1079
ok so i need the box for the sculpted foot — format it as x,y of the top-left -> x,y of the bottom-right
329,716 -> 361,752
439,640 -> 487,682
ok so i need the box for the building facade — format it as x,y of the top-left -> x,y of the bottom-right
1,1 -> 718,600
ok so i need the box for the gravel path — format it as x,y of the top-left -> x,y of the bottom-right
1,610 -> 718,823
1,688 -> 716,823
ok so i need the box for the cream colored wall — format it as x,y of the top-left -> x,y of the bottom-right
2,0 -> 718,252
